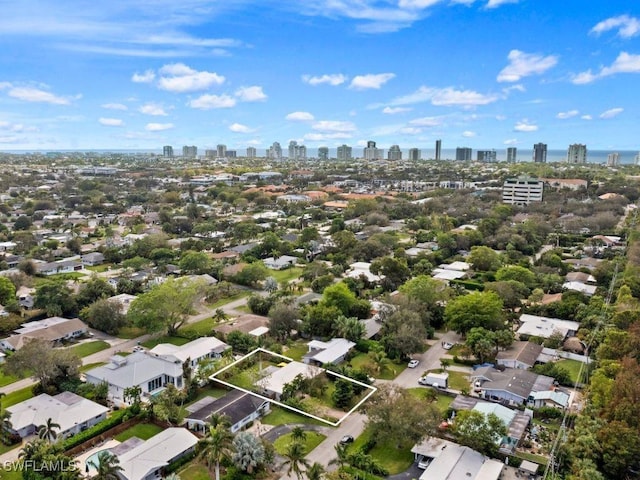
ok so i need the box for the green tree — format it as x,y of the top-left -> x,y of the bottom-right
75,277 -> 115,309
465,327 -> 497,363
37,417 -> 60,442
268,302 -> 299,341
306,462 -> 325,480
128,277 -> 204,335
152,384 -> 184,425
282,441 -> 310,480
333,315 -> 365,342
232,431 -> 265,473
202,424 -> 234,480
452,410 -> 506,456
291,426 -> 307,443
89,451 -> 123,480
380,309 -> 425,359
0,276 -> 16,305
179,250 -> 213,274
370,256 -> 411,291
80,298 -> 128,335
34,280 -> 77,317
445,291 -> 504,337
322,282 -> 358,316
332,379 -> 354,409
468,246 -> 502,272
234,262 -> 268,287
495,265 -> 536,289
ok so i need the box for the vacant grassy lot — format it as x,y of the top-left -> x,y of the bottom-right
348,427 -> 414,475
262,406 -> 327,426
274,431 -> 326,456
114,423 -> 163,442
407,388 -> 454,415
117,326 -> 146,339
71,340 -> 110,358
141,336 -> 191,349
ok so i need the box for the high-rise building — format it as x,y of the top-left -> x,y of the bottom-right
182,145 -> 197,158
387,145 -> 402,161
288,141 -> 306,160
268,142 -> 282,160
435,139 -> 442,161
607,152 -> 620,167
506,147 -> 517,163
318,147 -> 329,160
246,147 -> 256,158
567,144 -> 587,164
635,152 -> 640,166
408,148 -> 421,161
337,144 -> 352,161
226,150 -> 237,158
477,150 -> 497,162
364,141 -> 382,160
216,144 -> 227,158
533,143 -> 547,163
502,177 -> 544,205
163,146 -> 174,158
205,149 -> 216,159
455,147 -> 472,161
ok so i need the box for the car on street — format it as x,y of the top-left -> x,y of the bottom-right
442,342 -> 454,350
133,346 -> 145,352
408,359 -> 420,368
339,435 -> 354,445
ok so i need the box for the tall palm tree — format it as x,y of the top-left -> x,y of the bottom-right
208,412 -> 232,429
202,424 -> 234,480
282,441 -> 310,480
37,417 -> 60,442
88,451 -> 123,480
290,426 -> 307,444
306,462 -> 325,480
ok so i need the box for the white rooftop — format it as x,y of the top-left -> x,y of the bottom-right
84,352 -> 183,389
307,338 -> 355,365
432,268 -> 467,281
261,361 -> 321,396
149,336 -> 229,363
517,314 -> 580,339
562,281 -> 597,296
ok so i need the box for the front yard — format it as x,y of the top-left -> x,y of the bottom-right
273,430 -> 326,456
348,352 -> 408,380
348,427 -> 414,475
70,340 -> 110,358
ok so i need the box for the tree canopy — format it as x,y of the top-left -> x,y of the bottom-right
445,291 -> 504,336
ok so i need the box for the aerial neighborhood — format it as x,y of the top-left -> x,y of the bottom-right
0,150 -> 637,480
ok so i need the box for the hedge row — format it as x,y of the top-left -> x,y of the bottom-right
62,409 -> 129,451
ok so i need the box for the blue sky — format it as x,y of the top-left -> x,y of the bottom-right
0,0 -> 639,153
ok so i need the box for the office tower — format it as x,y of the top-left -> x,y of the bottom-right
288,141 -> 306,160
387,144 -> 402,161
246,147 -> 256,158
567,144 -> 587,164
408,148 -> 421,161
226,150 -> 237,158
506,147 -> 517,163
162,145 -> 173,158
182,145 -> 197,158
477,150 -> 497,162
455,147 -> 472,161
607,152 -> 620,167
216,144 -> 227,158
318,147 -> 329,160
502,177 -> 544,205
635,152 -> 640,166
205,149 -> 216,159
533,143 -> 547,163
364,140 -> 382,160
268,142 -> 282,159
435,139 -> 442,161
337,144 -> 352,161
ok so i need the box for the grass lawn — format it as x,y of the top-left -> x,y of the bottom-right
269,267 -> 303,284
179,318 -> 216,338
186,385 -> 228,405
85,264 -> 112,273
556,359 -> 586,384
0,370 -> 20,388
80,362 -> 106,372
515,451 -> 549,466
283,342 -> 309,362
2,386 -> 35,408
0,467 -> 23,480
179,463 -> 211,480
71,340 -> 110,358
423,369 -> 469,391
348,353 -> 408,380
273,431 -> 326,456
117,326 -> 146,339
141,336 -> 191,349
262,406 -> 327,426
114,423 -> 163,442
348,427 -> 414,475
206,291 -> 251,309
0,440 -> 21,456
407,388 -> 454,415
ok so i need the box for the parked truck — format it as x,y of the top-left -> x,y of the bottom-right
418,372 -> 449,389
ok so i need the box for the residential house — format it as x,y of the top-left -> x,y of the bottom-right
106,293 -> 137,314
149,336 -> 230,370
81,252 -> 105,266
562,280 -> 597,296
471,366 -> 555,406
303,338 -> 355,366
6,392 -> 108,439
345,262 -> 383,283
516,314 -> 580,340
529,389 -> 570,409
496,341 -> 543,370
0,317 -> 88,351
257,361 -> 322,401
16,286 -> 35,309
185,390 -> 270,433
263,255 -> 298,270
36,258 -> 83,276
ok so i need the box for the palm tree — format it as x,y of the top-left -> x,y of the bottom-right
202,424 -> 234,480
89,451 -> 123,480
306,462 -> 325,480
290,426 -> 307,444
282,441 -> 310,480
37,417 -> 60,442
213,308 -> 228,323
208,412 -> 232,429
329,443 -> 349,469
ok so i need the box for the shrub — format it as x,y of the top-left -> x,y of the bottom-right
61,409 -> 129,451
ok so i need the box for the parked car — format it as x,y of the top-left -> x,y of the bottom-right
442,342 -> 454,350
418,456 -> 433,469
339,435 -> 354,445
408,359 -> 420,368
133,346 -> 145,352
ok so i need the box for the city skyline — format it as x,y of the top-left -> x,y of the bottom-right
0,1 -> 639,150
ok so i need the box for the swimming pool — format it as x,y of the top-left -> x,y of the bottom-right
85,448 -> 111,470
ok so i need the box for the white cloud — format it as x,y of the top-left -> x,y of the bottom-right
302,74 -> 347,86
188,94 -> 236,109
349,73 -> 395,90
99,117 -> 124,126
132,70 -> 155,83
591,15 -> 640,39
514,120 -> 538,132
581,114 -> 593,120
0,120 -> 36,133
286,111 -> 315,121
312,120 -> 357,132
139,102 -> 168,116
503,138 -> 518,145
497,49 -> 558,82
3,84 -> 76,105
157,63 -> 224,92
145,122 -> 174,131
486,0 -> 518,8
409,116 -> 443,127
389,85 -> 498,107
382,106 -> 412,114
235,86 -> 267,102
556,109 -> 579,119
101,103 -> 128,111
573,52 -> 640,84
398,0 -> 441,8
600,107 -> 623,119
462,130 -> 476,137
229,122 -> 253,133
304,132 -> 352,141
399,126 -> 423,135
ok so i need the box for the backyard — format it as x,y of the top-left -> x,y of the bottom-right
261,406 -> 327,427
556,359 -> 587,385
114,423 -> 163,442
